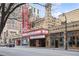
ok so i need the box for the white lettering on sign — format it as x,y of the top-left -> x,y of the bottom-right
30,35 -> 45,39
22,30 -> 41,36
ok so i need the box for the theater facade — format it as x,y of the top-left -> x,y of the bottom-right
22,28 -> 50,47
22,4 -> 79,50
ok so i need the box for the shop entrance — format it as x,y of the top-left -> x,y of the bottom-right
16,40 -> 21,46
30,38 -> 46,47
55,40 -> 59,48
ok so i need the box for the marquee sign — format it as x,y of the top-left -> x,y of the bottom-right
22,4 -> 30,34
30,35 -> 45,39
22,29 -> 48,36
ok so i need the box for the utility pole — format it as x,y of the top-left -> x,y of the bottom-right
63,13 -> 68,50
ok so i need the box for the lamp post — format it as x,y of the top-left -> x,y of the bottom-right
63,13 -> 68,50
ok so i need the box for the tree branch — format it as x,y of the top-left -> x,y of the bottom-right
0,3 -> 5,35
4,3 -> 25,24
0,3 -> 25,36
1,3 -> 5,23
9,3 -> 25,14
0,6 -> 1,10
5,3 -> 14,15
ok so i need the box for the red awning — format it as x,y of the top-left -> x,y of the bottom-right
22,29 -> 48,37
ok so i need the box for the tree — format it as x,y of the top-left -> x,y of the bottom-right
0,3 -> 25,36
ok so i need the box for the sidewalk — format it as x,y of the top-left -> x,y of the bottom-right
48,48 -> 79,52
15,46 -> 29,48
68,49 -> 79,52
10,46 -> 79,52
29,47 -> 79,52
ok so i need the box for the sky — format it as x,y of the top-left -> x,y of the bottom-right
31,3 -> 79,18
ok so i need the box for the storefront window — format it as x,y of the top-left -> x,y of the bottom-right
77,37 -> 79,47
51,39 -> 54,46
69,36 -> 75,47
77,40 -> 79,47
69,40 -> 72,47
60,32 -> 64,37
50,36 -> 55,47
59,37 -> 64,47
67,32 -> 73,37
22,37 -> 29,46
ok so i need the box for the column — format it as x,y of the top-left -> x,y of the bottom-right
64,31 -> 68,50
20,37 -> 23,46
46,35 -> 51,48
28,38 -> 30,47
75,36 -> 77,48
36,40 -> 39,47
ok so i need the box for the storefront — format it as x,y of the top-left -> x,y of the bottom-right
15,39 -> 21,46
21,37 -> 29,46
22,28 -> 48,47
50,32 -> 64,48
68,31 -> 79,49
29,35 -> 46,47
50,30 -> 79,49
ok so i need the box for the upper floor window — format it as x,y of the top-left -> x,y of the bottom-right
32,22 -> 35,28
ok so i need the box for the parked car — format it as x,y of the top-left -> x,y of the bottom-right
6,43 -> 15,47
0,44 -> 6,47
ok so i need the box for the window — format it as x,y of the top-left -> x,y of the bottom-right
59,37 -> 64,47
77,37 -> 79,47
37,10 -> 39,15
34,8 -> 35,13
12,20 -> 15,28
69,36 -> 75,47
29,9 -> 33,16
32,22 -> 35,28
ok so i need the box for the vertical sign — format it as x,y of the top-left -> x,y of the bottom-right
22,4 -> 30,34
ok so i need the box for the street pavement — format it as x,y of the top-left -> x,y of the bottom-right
0,47 -> 79,56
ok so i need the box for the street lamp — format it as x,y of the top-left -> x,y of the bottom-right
62,13 -> 68,50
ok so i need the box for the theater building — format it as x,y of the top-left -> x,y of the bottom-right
22,3 -> 79,50
26,3 -> 61,47
22,28 -> 49,47
22,3 -> 61,47
28,8 -> 79,50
